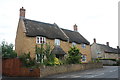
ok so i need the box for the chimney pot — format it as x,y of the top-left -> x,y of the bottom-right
106,42 -> 109,46
93,38 -> 96,43
20,7 -> 26,18
73,24 -> 78,31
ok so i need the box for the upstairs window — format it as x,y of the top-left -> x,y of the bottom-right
72,42 -> 76,47
36,36 -> 46,44
81,44 -> 86,48
55,39 -> 60,46
81,55 -> 87,62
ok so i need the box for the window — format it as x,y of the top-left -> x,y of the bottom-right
81,44 -> 86,48
36,54 -> 44,63
36,36 -> 46,44
55,39 -> 60,45
81,55 -> 86,62
72,42 -> 76,47
96,51 -> 101,54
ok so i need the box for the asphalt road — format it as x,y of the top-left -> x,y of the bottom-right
46,66 -> 119,78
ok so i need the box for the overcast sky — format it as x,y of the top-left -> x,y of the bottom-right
0,0 -> 119,48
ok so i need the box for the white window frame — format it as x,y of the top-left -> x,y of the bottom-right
81,55 -> 87,62
72,42 -> 76,47
55,39 -> 60,46
36,36 -> 46,44
81,44 -> 86,48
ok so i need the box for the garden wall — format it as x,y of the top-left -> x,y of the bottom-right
40,62 -> 103,77
99,59 -> 117,65
2,58 -> 40,77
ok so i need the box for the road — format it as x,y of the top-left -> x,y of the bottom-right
46,66 -> 119,78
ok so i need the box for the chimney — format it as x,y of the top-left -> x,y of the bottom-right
93,38 -> 96,43
117,46 -> 119,49
20,7 -> 26,18
106,42 -> 109,46
117,46 -> 120,54
73,24 -> 78,31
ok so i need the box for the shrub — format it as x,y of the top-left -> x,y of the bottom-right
35,43 -> 63,66
66,46 -> 81,64
44,57 -> 62,66
19,53 -> 37,68
35,44 -> 45,64
1,41 -> 17,58
54,57 -> 62,65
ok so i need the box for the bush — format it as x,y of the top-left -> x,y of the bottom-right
116,59 -> 120,66
66,46 -> 81,64
54,57 -> 62,65
35,44 -> 45,64
44,57 -> 62,66
1,41 -> 17,58
35,43 -> 63,66
19,53 -> 37,68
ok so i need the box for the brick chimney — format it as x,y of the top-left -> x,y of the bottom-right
20,7 -> 26,18
117,46 -> 120,54
106,42 -> 109,46
73,24 -> 78,31
93,38 -> 96,43
117,46 -> 119,49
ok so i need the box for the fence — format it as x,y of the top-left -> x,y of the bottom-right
2,58 -> 40,77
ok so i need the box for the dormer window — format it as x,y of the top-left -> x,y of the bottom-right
81,44 -> 86,48
55,39 -> 60,46
72,42 -> 76,47
36,36 -> 46,44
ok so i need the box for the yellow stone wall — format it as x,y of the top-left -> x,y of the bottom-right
15,19 -> 36,58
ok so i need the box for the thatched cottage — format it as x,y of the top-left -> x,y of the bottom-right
15,7 -> 91,63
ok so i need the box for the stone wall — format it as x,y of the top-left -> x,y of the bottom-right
40,63 -> 103,77
99,60 -> 117,65
105,53 -> 118,59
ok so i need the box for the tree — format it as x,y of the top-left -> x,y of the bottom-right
66,46 -> 81,64
1,41 -> 17,58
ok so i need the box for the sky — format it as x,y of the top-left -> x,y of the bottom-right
0,0 -> 119,48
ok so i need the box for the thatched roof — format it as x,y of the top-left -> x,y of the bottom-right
23,19 -> 90,44
61,29 -> 90,45
51,46 -> 66,55
97,43 -> 119,54
23,19 -> 68,41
